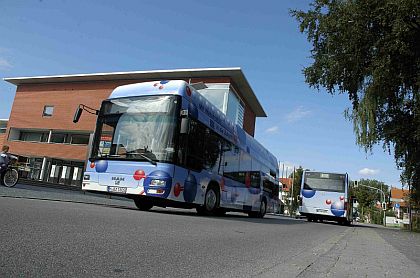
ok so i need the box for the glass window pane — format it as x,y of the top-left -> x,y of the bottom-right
70,134 -> 90,145
50,133 -> 66,143
43,106 -> 54,117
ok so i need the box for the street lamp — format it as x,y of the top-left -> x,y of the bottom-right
353,181 -> 387,227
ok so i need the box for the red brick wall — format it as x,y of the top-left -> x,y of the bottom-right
0,134 -> 5,146
243,107 -> 256,137
7,141 -> 88,161
6,81 -> 125,160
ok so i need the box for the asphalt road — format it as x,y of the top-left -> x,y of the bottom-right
1,187 -> 419,277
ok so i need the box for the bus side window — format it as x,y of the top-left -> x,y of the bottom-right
263,179 -> 276,198
250,171 -> 261,188
222,143 -> 240,181
202,128 -> 222,172
185,120 -> 205,171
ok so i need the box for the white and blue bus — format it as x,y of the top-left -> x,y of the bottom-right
298,171 -> 352,225
76,80 -> 279,217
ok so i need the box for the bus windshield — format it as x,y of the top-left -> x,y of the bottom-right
91,95 -> 180,163
303,172 -> 345,193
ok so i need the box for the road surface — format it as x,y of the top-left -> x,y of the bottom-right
1,185 -> 419,277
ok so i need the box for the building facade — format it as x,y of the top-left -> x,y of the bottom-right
0,119 -> 7,145
4,68 -> 266,187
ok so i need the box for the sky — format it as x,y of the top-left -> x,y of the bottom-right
0,0 -> 404,187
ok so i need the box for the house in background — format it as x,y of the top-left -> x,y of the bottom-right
390,187 -> 410,219
279,177 -> 293,214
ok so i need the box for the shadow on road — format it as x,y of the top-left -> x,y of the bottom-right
141,208 -> 308,225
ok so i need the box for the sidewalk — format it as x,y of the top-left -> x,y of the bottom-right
259,224 -> 420,277
0,183 -> 136,208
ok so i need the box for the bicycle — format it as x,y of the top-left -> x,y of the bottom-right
0,156 -> 19,187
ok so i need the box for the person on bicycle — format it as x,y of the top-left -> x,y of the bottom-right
0,145 -> 13,173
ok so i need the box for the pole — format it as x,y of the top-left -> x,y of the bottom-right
281,163 -> 285,179
409,183 -> 413,232
382,190 -> 386,227
291,166 -> 295,215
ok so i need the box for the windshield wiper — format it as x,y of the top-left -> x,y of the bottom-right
139,153 -> 157,166
124,151 -> 157,166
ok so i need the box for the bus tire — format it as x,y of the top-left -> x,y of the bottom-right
199,184 -> 220,216
258,199 -> 267,218
215,208 -> 227,216
249,199 -> 267,218
134,198 -> 153,211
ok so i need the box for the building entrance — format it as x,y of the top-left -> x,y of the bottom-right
44,159 -> 84,187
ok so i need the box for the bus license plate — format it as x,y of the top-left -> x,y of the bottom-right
108,186 -> 127,194
316,209 -> 329,214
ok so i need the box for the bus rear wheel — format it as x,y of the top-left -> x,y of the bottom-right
134,198 -> 153,211
248,199 -> 267,218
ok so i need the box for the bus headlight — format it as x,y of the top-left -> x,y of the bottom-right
83,174 -> 90,180
150,179 -> 166,187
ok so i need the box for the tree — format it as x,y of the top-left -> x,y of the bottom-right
288,166 -> 304,214
291,0 -> 420,201
352,179 -> 389,224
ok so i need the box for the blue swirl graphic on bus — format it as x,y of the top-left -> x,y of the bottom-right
331,201 -> 345,217
143,170 -> 172,198
302,189 -> 316,198
183,174 -> 197,203
95,160 -> 108,173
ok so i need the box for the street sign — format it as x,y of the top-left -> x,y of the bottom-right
394,203 -> 400,209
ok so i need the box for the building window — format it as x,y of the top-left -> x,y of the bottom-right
0,120 -> 7,134
19,131 -> 49,142
50,133 -> 67,143
69,134 -> 90,145
43,105 -> 54,117
50,132 -> 90,145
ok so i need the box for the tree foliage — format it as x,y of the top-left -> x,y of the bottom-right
351,179 -> 389,224
353,179 -> 389,208
289,167 -> 304,213
291,0 -> 420,199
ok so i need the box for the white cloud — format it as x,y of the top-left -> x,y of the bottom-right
285,106 -> 311,123
0,58 -> 12,69
359,168 -> 380,176
265,126 -> 279,133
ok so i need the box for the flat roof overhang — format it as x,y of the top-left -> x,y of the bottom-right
4,67 -> 266,117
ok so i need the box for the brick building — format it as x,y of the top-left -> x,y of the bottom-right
3,68 -> 266,187
0,119 -> 7,145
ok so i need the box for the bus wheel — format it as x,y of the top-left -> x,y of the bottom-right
200,185 -> 220,216
134,198 -> 153,211
258,199 -> 267,218
249,199 -> 267,218
215,208 -> 227,216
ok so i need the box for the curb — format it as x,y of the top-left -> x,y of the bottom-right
0,194 -> 134,209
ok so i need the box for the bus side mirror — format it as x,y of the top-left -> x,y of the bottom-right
73,106 -> 83,123
180,117 -> 190,134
